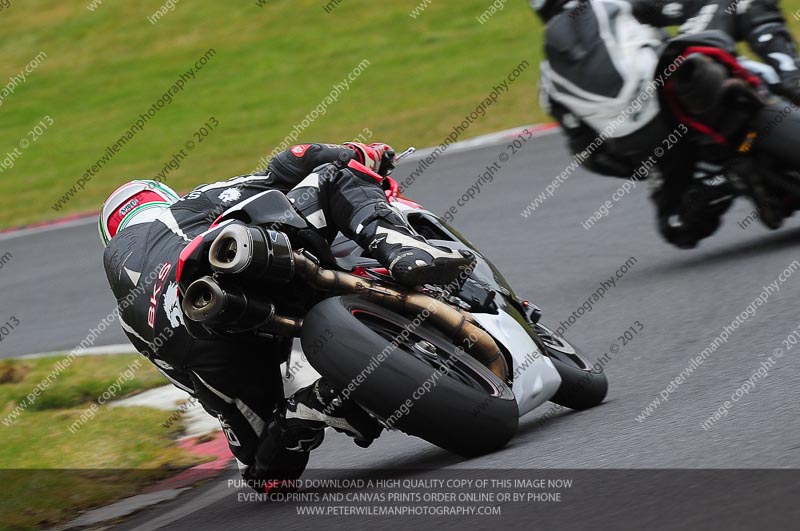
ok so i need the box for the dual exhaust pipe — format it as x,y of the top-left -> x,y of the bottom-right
182,224 -> 297,331
181,224 -> 509,381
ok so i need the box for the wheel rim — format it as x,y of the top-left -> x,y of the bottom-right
534,323 -> 596,372
351,309 -> 505,396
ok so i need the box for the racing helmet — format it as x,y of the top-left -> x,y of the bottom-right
99,180 -> 180,246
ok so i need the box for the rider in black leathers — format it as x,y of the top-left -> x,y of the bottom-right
101,142 -> 474,491
534,0 -> 800,247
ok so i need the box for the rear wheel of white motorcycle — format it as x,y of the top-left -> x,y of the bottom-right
533,323 -> 608,410
301,295 -> 519,457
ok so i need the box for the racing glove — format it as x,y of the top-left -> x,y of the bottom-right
344,142 -> 396,176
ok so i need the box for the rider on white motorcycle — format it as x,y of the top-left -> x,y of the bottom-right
99,142 -> 475,492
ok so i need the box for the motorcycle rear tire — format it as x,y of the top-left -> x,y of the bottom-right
301,295 -> 519,457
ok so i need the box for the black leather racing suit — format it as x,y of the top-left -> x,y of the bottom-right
102,143 -> 383,483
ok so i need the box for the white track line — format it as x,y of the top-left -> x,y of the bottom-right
404,124 -> 558,161
10,343 -> 138,360
0,215 -> 96,242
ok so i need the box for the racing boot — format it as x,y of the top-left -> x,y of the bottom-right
246,431 -> 311,494
283,378 -> 382,449
652,161 -> 736,249
682,165 -> 736,220
291,161 -> 475,287
726,158 -> 785,229
359,211 -> 476,287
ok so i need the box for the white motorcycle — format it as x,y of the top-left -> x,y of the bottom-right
178,156 -> 607,456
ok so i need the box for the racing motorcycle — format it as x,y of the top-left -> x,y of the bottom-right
175,156 -> 607,457
657,31 -> 800,230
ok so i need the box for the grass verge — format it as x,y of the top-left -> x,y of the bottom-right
0,354 -> 205,531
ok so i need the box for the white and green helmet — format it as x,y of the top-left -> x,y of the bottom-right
98,180 -> 180,247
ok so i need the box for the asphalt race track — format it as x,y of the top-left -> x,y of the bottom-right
2,130 -> 799,529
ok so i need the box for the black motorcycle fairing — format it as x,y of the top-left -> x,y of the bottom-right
214,190 -> 308,230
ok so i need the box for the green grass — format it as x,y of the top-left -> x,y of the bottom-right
1,0 -> 800,230
0,353 -> 166,413
0,354 -> 205,531
0,0 -> 546,228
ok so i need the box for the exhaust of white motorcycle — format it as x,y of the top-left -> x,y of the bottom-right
207,223 -> 295,282
182,224 -> 511,381
182,275 -> 274,326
